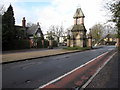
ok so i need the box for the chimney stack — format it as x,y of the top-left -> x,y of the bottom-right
37,22 -> 40,29
37,22 -> 39,26
22,17 -> 26,28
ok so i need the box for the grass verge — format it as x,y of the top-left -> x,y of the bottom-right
63,46 -> 92,51
116,46 -> 120,51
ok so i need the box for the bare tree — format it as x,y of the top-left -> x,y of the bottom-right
105,0 -> 120,38
48,25 -> 64,43
66,25 -> 73,35
91,24 -> 104,44
103,24 -> 117,37
55,25 -> 63,42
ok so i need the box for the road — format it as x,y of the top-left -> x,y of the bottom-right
2,46 -> 116,88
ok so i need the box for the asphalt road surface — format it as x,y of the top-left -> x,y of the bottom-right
2,46 -> 116,88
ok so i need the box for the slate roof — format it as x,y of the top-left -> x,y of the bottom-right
73,8 -> 85,18
27,25 -> 38,36
27,25 -> 44,37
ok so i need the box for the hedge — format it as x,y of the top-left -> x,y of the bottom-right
52,40 -> 58,47
2,38 -> 58,51
2,39 -> 30,51
37,38 -> 49,48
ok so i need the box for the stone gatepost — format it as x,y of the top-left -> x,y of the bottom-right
42,40 -> 44,48
116,38 -> 120,47
41,36 -> 44,48
67,35 -> 70,47
49,36 -> 53,49
88,36 -> 92,48
71,35 -> 75,47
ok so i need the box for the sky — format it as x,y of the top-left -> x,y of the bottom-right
1,0 -> 110,34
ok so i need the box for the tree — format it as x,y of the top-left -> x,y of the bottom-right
106,0 -> 120,37
48,25 -> 64,43
55,25 -> 64,43
91,24 -> 104,44
103,24 -> 117,37
2,4 -> 16,46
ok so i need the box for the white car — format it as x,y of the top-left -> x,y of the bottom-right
94,44 -> 97,46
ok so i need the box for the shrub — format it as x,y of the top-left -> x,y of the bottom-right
37,38 -> 49,48
37,38 -> 42,48
44,39 -> 49,48
53,40 -> 58,47
117,46 -> 120,51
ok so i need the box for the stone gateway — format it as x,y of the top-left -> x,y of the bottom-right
70,8 -> 87,47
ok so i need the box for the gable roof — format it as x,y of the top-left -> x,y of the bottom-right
27,25 -> 44,37
73,8 -> 85,18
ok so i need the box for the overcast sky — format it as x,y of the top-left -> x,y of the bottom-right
1,0 -> 110,34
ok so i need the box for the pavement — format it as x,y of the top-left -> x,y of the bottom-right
2,46 -> 86,63
2,46 -> 104,64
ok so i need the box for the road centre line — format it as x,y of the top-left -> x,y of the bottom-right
37,51 -> 109,89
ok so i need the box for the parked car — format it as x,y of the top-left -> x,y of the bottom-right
94,44 -> 97,47
62,43 -> 67,46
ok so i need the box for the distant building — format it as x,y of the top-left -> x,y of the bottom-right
104,34 -> 116,45
70,8 -> 87,47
